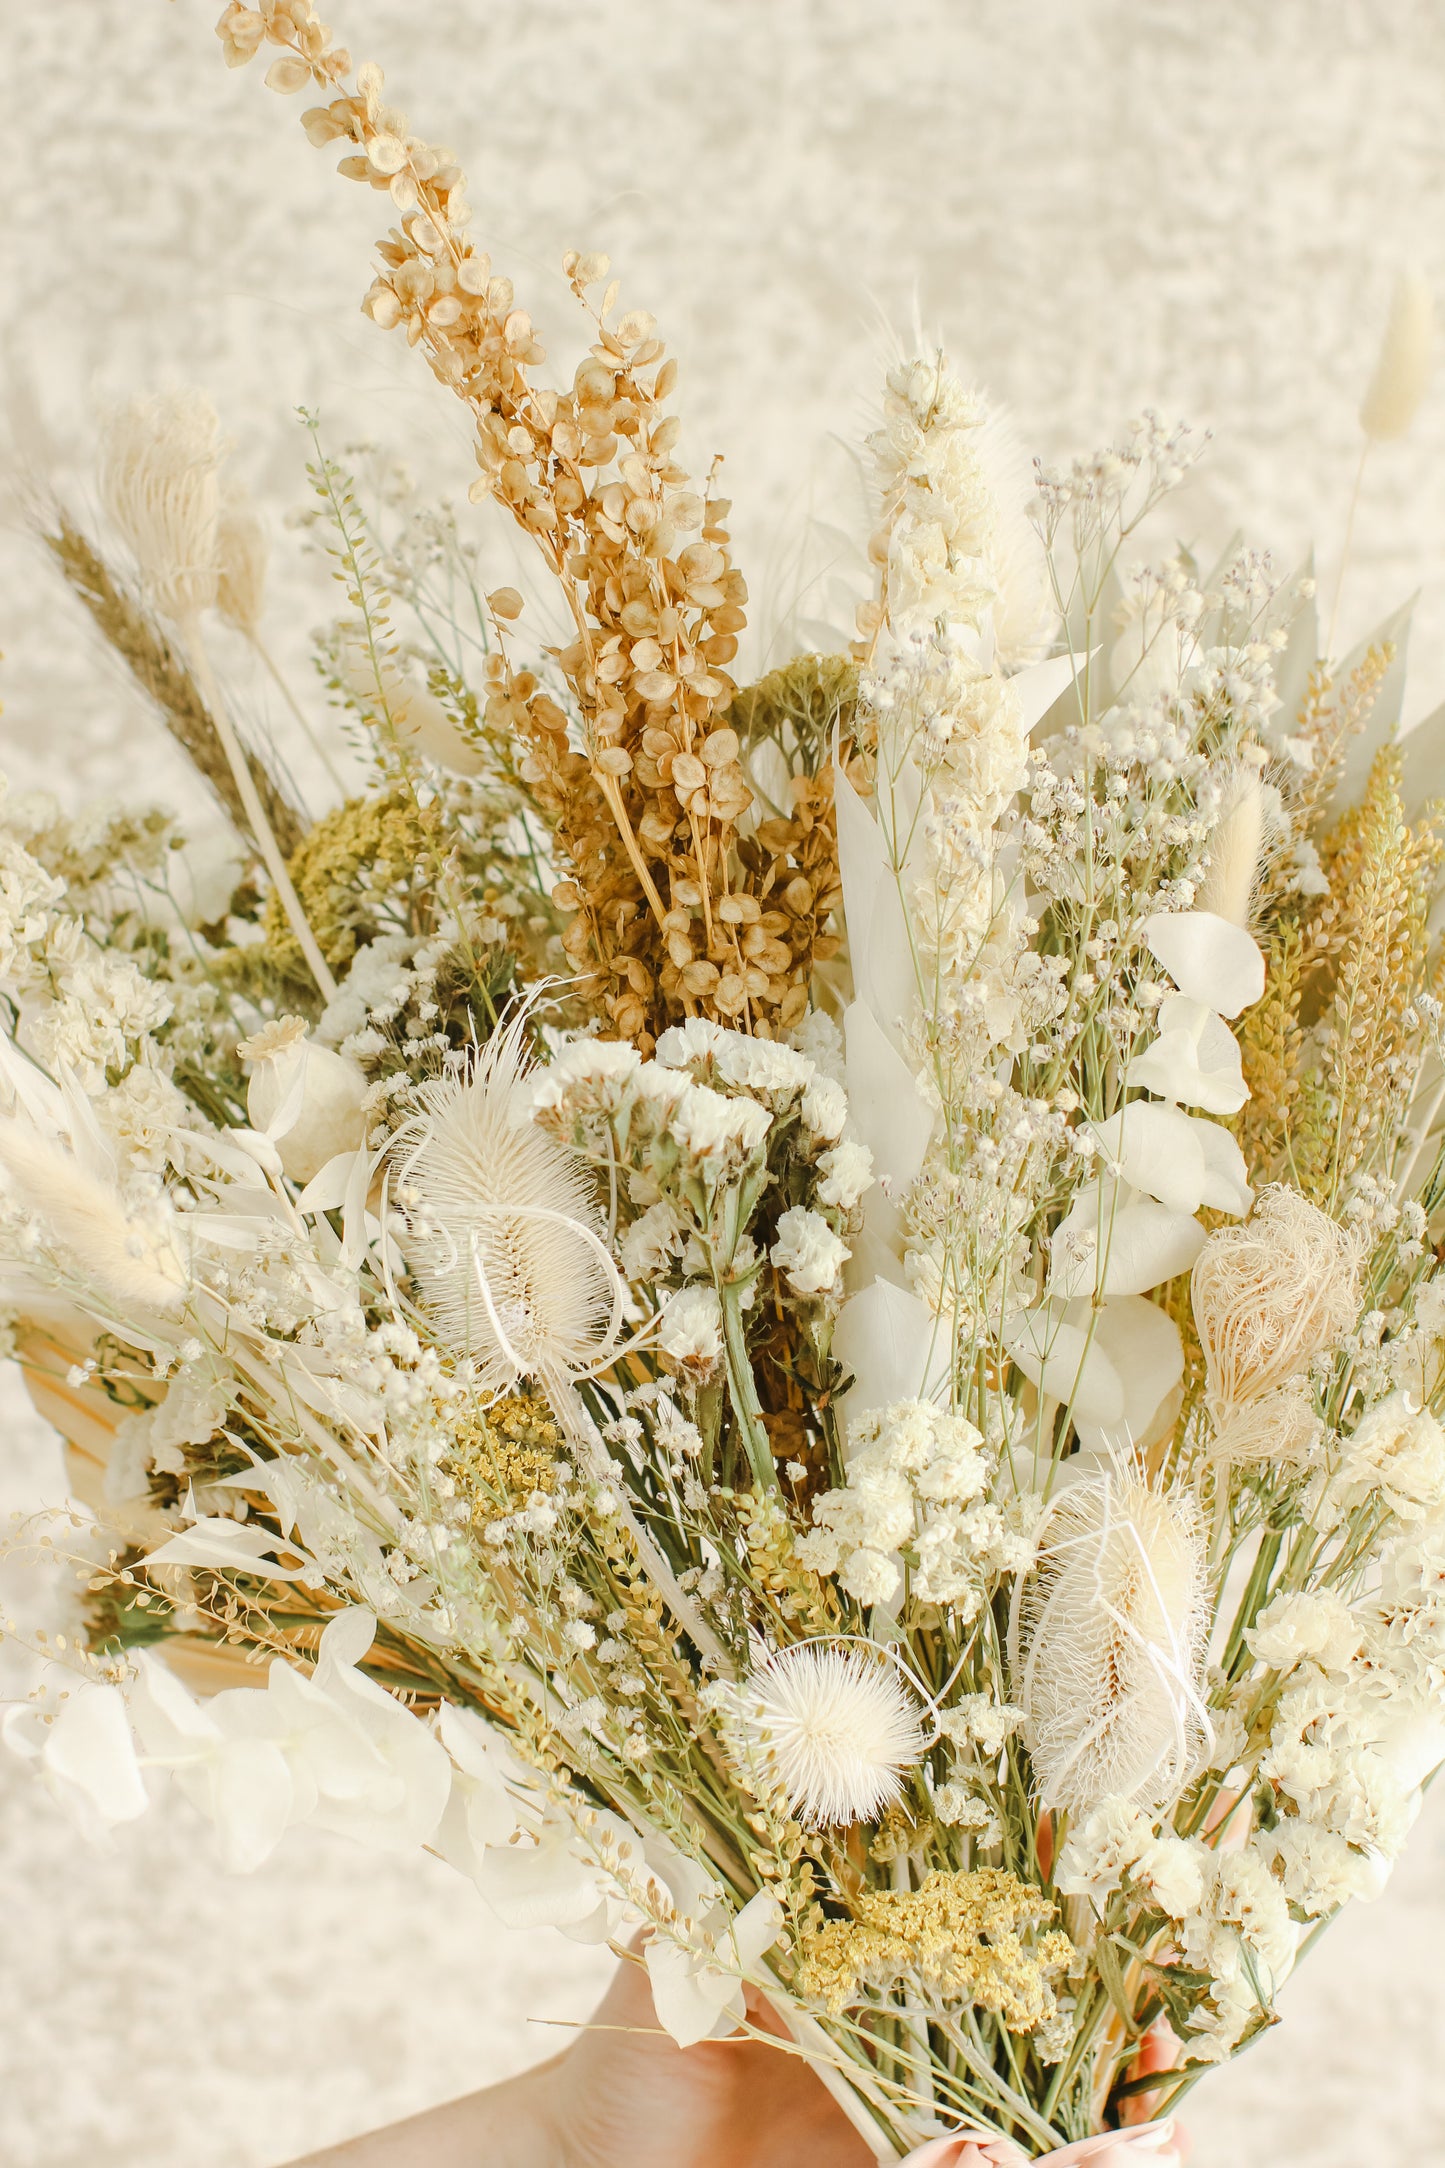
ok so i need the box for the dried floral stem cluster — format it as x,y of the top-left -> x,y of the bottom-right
5,13 -> 1445,2166
216,0 -> 836,1046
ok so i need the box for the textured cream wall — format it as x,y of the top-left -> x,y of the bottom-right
4,3 -> 1445,2162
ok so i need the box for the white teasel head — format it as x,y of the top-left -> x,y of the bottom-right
100,388 -> 223,623
725,1639 -> 927,1828
388,1012 -> 624,1397
1014,1470 -> 1210,1819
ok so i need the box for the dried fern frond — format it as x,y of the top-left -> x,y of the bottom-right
41,507 -> 304,858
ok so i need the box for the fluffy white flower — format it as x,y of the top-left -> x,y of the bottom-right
815,1139 -> 874,1210
726,1641 -> 926,1827
1247,1591 -> 1361,1676
771,1205 -> 849,1297
1332,1391 -> 1445,1522
673,1081 -> 771,1165
657,1284 -> 723,1372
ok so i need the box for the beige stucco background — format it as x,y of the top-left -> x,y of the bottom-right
3,3 -> 1445,2161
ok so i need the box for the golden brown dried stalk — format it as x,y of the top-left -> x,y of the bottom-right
42,507 -> 305,859
213,1 -> 837,1043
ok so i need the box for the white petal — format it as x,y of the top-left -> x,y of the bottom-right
1142,910 -> 1265,1018
1127,997 -> 1248,1115
209,1738 -> 294,1873
731,1888 -> 785,1969
1195,1120 -> 1253,1215
476,1820 -> 603,1930
1003,1302 -> 1125,1426
1089,1103 -> 1206,1214
1050,1184 -> 1205,1299
45,1685 -> 149,1826
842,1002 -> 935,1194
1072,1296 -> 1186,1458
644,1937 -> 737,2049
833,761 -> 918,1045
833,1279 -> 946,1421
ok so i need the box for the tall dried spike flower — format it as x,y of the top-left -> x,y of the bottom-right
389,1012 -> 619,1396
725,1641 -> 926,1827
1190,1185 -> 1359,1456
100,391 -> 223,622
1360,269 -> 1435,443
1017,1474 -> 1209,1817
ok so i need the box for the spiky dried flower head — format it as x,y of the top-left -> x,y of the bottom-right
1191,1185 -> 1359,1459
724,1639 -> 926,1828
100,390 -> 222,624
1017,1473 -> 1209,1818
389,1014 -> 619,1396
1360,268 -> 1435,443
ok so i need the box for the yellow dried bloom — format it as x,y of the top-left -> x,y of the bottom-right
260,788 -> 441,980
446,1394 -> 562,1512
798,1867 -> 1071,2023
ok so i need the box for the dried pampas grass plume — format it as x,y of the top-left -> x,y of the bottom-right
1191,1185 -> 1359,1462
1015,1473 -> 1209,1817
215,497 -> 268,637
390,1014 -> 621,1398
101,390 -> 222,622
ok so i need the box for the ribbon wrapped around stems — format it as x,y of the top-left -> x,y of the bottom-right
902,2117 -> 1181,2167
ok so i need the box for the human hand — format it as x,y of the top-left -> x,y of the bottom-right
286,1944 -> 877,2168
530,1944 -> 878,2168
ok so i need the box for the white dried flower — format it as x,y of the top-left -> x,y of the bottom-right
1330,1391 -> 1445,1522
390,1014 -> 619,1395
657,1284 -> 724,1375
0,1120 -> 188,1317
1018,1473 -> 1209,1817
239,1016 -> 368,1184
770,1205 -> 849,1297
100,388 -> 222,622
815,1139 -> 874,1210
1191,1186 -> 1359,1460
727,1641 -> 926,1827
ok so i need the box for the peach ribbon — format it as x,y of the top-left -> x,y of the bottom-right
902,2117 -> 1181,2168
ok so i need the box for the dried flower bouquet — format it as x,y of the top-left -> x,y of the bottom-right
4,5 -> 1445,2160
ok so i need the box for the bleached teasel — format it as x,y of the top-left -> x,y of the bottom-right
1015,1472 -> 1210,1817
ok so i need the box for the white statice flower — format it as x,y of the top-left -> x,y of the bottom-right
936,1693 -> 1025,1758
797,1399 -> 991,1611
723,1641 -> 926,1827
1329,1390 -> 1445,1522
0,831 -> 64,987
618,1198 -> 686,1279
799,1073 -> 848,1144
28,951 -> 174,1093
709,1032 -> 815,1099
95,1062 -> 205,1176
1246,1590 -> 1362,1676
528,1033 -> 643,1113
815,1138 -> 874,1211
673,1080 -> 771,1168
1055,1797 -> 1151,1908
770,1205 -> 849,1297
933,1781 -> 1001,1843
1262,1816 -> 1375,1918
652,1016 -> 728,1068
657,1285 -> 724,1376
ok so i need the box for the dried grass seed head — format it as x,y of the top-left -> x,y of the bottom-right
100,390 -> 223,623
